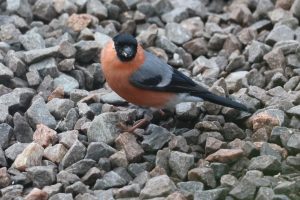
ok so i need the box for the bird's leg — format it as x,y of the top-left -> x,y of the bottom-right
118,110 -> 153,133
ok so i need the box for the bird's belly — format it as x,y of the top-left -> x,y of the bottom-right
107,76 -> 175,108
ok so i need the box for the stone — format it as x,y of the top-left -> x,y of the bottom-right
0,148 -> 7,167
0,167 -> 11,188
93,171 -> 127,190
246,41 -> 271,63
86,0 -> 107,20
44,144 -> 68,163
32,0 -> 58,22
161,8 -> 189,23
4,143 -> 29,162
0,24 -> 22,45
58,130 -> 78,148
85,141 -> 116,161
110,150 -> 128,168
26,70 -> 42,86
177,181 -> 204,198
188,167 -> 216,188
248,155 -> 281,174
229,178 -> 257,200
263,48 -> 286,70
49,193 -> 73,200
194,188 -> 228,200
115,132 -> 144,162
81,167 -> 102,186
58,41 -> 76,58
0,123 -> 13,149
168,135 -> 189,153
74,40 -> 99,63
53,74 -> 79,95
291,0 -> 300,20
75,193 -> 97,200
256,187 -> 274,200
0,88 -> 35,111
6,0 -> 32,20
20,30 -> 45,51
142,124 -> 171,152
274,181 -> 296,196
169,151 -> 194,179
25,188 -> 48,200
42,183 -> 63,197
23,46 -> 59,64
29,58 -> 58,77
220,174 -> 238,189
100,92 -> 127,105
206,149 -> 244,163
287,133 -> 300,152
33,124 -> 58,148
0,63 -> 13,82
27,165 -> 56,188
223,123 -> 246,141
65,181 -> 89,196
13,143 -> 44,171
205,137 -> 226,155
115,183 -> 141,199
87,112 -> 120,144
58,58 -> 75,72
155,36 -> 178,54
47,98 -> 75,119
26,97 -> 57,129
140,175 -> 176,199
287,105 -> 300,117
266,25 -> 295,45
175,102 -> 200,120
152,0 -> 173,15
165,23 -> 192,45
56,170 -> 80,187
67,14 -> 93,32
61,140 -> 86,169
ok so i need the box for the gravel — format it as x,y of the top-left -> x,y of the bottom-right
0,0 -> 300,199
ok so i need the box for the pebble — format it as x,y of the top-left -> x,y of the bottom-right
53,74 -> 79,95
44,144 -> 68,163
32,0 -> 58,22
13,143 -> 44,171
194,188 -> 228,200
47,98 -> 75,120
74,40 -> 99,63
142,124 -> 171,152
248,155 -> 281,174
49,193 -> 73,200
86,0 -> 107,20
169,151 -> 194,179
0,167 -> 11,188
93,171 -> 127,190
165,23 -> 192,45
188,167 -> 216,188
27,165 -> 57,188
266,25 -> 295,45
85,141 -> 116,161
139,175 -> 176,199
61,140 -> 86,169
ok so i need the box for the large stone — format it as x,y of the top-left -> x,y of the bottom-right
142,124 -> 171,152
61,140 -> 86,169
85,142 -> 116,161
266,25 -> 295,45
27,166 -> 57,188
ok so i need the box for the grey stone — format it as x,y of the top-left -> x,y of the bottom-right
152,0 -> 173,15
255,187 -> 274,200
188,167 -> 216,188
53,74 -> 79,95
274,181 -> 296,196
0,104 -> 9,123
0,147 -> 7,167
26,70 -> 41,86
165,23 -> 192,45
248,155 -> 281,174
286,54 -> 300,68
65,159 -> 96,177
93,171 -> 127,190
4,50 -> 26,77
0,24 -> 22,45
93,189 -> 114,200
274,40 -> 299,55
142,124 -> 171,152
74,40 -> 99,63
58,58 -> 75,72
155,36 -> 178,54
6,0 -> 32,20
266,25 -> 295,45
287,105 -> 300,117
65,181 -> 89,196
208,33 -> 228,50
169,151 -> 194,179
81,167 -> 102,186
4,143 -> 29,161
161,8 -> 189,23
32,0 -> 58,22
70,89 -> 89,103
27,165 -> 57,188
140,175 -> 176,199
260,143 -> 282,161
87,112 -> 120,144
100,92 -> 127,105
223,123 -> 246,141
253,0 -> 274,18
47,98 -> 75,120
115,183 -> 141,198
56,170 -> 80,187
49,193 -> 73,200
177,181 -> 204,197
220,174 -> 238,189
229,178 -> 257,200
23,46 -> 59,64
85,142 -> 116,161
42,183 -> 63,197
58,130 -> 78,149
13,112 -> 33,143
246,41 -> 271,63
0,123 -> 13,149
26,97 -> 56,129
194,188 -> 229,200
86,0 -> 107,20
175,102 -> 200,120
291,0 -> 300,20
0,63 -> 13,82
58,41 -> 76,58
137,2 -> 155,17
61,140 -> 86,169
287,133 -> 300,152
0,185 -> 24,200
29,58 -> 59,78
170,0 -> 207,18
19,30 -> 45,50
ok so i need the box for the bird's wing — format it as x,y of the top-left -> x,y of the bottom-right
129,51 -> 207,94
129,51 -> 249,112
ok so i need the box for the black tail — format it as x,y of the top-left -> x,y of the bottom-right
197,92 -> 250,112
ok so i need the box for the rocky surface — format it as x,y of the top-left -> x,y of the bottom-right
0,0 -> 300,199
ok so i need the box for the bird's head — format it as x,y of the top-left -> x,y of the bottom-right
113,33 -> 138,62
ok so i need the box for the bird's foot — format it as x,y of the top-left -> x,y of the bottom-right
117,112 -> 153,134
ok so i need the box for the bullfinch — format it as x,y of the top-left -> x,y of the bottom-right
100,33 -> 249,129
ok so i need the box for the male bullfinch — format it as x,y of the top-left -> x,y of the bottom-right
101,33 -> 249,127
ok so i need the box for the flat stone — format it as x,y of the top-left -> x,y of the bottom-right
140,175 -> 176,199
206,149 -> 244,163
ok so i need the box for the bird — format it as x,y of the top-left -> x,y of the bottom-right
101,33 -> 249,130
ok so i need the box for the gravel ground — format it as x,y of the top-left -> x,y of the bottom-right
0,0 -> 300,199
